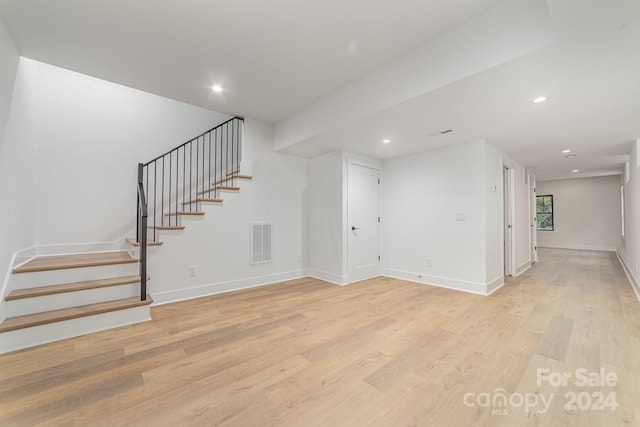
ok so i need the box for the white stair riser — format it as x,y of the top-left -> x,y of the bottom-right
0,305 -> 151,354
10,263 -> 139,289
6,283 -> 141,317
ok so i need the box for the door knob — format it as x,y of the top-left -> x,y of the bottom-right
351,226 -> 360,231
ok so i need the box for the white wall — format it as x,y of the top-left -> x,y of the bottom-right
148,118 -> 308,303
307,152 -> 345,284
381,139 -> 531,295
0,19 -> 23,321
381,140 -> 489,294
8,58 -> 231,246
618,140 -> 640,298
0,18 -> 17,146
537,175 -> 622,251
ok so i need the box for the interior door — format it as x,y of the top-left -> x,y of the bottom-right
348,163 -> 380,283
503,167 -> 512,276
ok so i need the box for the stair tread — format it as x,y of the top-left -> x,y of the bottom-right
5,275 -> 150,301
212,175 -> 253,185
0,294 -> 153,333
197,186 -> 240,196
126,238 -> 163,247
182,198 -> 223,206
13,251 -> 138,274
164,211 -> 205,216
148,225 -> 185,230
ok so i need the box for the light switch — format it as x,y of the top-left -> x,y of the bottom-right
456,212 -> 465,222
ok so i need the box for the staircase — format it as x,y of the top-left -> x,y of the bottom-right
0,117 -> 250,353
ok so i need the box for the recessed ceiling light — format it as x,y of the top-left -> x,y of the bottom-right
571,169 -> 579,173
382,139 -> 391,144
211,84 -> 222,93
562,149 -> 571,154
532,96 -> 548,104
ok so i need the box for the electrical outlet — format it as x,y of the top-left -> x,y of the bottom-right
189,265 -> 197,277
426,257 -> 432,267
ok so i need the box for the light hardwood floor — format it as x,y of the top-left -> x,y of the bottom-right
1,248 -> 638,426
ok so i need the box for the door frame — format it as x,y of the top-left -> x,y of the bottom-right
502,162 -> 516,276
347,158 -> 381,284
529,173 -> 538,263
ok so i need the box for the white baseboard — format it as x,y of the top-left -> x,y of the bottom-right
516,261 -> 531,276
381,268 -> 495,296
616,250 -> 640,302
151,269 -> 306,305
0,305 -> 151,355
538,243 -> 616,252
486,275 -> 505,295
306,269 -> 348,286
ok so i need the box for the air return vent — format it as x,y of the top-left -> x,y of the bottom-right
251,222 -> 272,264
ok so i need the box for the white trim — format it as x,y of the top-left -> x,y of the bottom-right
0,251 -> 18,324
538,243 -> 616,252
516,260 -> 532,276
151,270 -> 305,305
486,275 -> 505,295
0,305 -> 151,355
617,250 -> 640,302
382,268 -> 495,296
306,269 -> 349,286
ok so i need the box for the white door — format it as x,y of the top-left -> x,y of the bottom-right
503,167 -> 513,276
348,164 -> 380,283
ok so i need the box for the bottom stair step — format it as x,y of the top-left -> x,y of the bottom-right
0,294 -> 153,333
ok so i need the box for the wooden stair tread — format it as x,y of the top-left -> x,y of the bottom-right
182,198 -> 223,206
13,251 -> 137,274
0,295 -> 153,333
148,225 -> 185,230
6,275 -> 150,301
212,175 -> 253,185
164,211 -> 205,216
197,186 -> 240,196
126,238 -> 163,247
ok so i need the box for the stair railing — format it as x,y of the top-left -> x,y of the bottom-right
135,116 -> 244,299
136,163 -> 148,301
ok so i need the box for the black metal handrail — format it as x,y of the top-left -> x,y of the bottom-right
136,163 -> 148,301
135,116 -> 244,300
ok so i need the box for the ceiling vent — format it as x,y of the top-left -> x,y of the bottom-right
426,129 -> 453,137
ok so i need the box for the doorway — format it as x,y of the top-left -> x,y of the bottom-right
348,163 -> 380,283
503,166 -> 515,276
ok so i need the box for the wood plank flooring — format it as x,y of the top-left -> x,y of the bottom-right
1,248 -> 638,426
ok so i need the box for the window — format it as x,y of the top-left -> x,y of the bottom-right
536,195 -> 554,231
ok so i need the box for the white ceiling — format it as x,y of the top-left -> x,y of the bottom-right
0,0 -> 639,180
